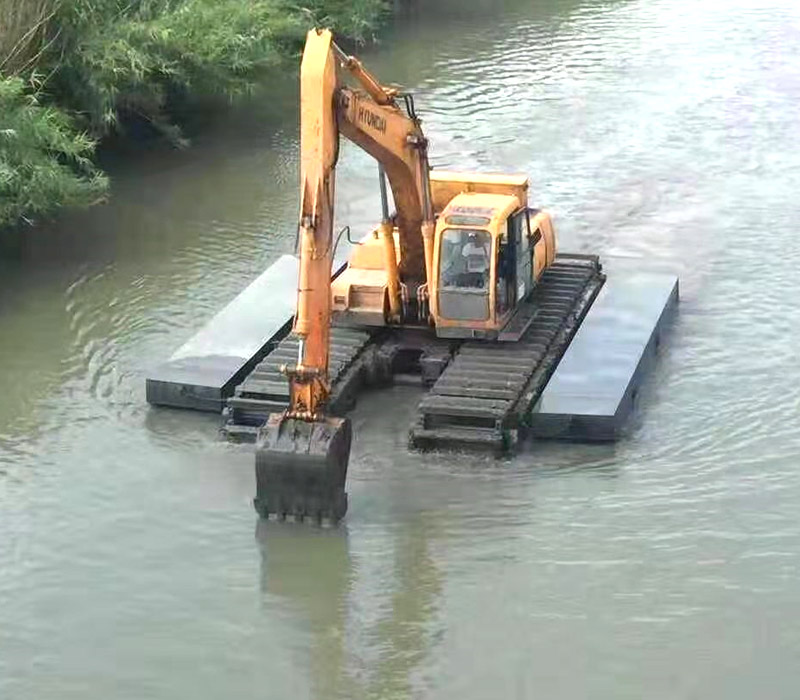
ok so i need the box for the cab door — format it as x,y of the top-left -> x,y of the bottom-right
495,220 -> 515,319
509,210 -> 532,303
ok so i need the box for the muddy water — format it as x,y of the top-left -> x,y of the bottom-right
3,0 -> 800,697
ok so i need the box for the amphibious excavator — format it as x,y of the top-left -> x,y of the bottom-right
249,29 -> 605,523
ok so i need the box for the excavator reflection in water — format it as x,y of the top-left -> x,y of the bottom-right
256,513 -> 442,699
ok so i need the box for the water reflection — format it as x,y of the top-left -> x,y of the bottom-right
256,512 -> 443,700
364,514 -> 442,700
257,521 -> 356,699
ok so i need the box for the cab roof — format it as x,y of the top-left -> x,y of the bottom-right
429,170 -> 529,212
430,171 -> 529,187
441,192 -> 521,229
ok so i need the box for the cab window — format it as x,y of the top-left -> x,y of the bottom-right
439,228 -> 492,290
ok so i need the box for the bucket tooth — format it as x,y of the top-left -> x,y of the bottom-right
254,413 -> 351,524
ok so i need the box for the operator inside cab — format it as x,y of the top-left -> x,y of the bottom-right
440,228 -> 492,290
461,231 -> 490,287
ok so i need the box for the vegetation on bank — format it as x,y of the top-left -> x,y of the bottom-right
0,0 -> 388,228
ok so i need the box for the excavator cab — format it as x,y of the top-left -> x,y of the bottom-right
429,175 -> 556,339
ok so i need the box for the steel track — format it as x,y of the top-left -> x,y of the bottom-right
222,327 -> 373,442
224,255 -> 604,451
409,255 -> 605,451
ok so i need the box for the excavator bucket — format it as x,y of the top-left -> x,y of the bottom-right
254,413 -> 351,524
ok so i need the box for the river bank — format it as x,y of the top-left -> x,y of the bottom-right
0,0 -> 391,231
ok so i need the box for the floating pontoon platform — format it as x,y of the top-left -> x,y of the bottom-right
146,254 -> 678,446
146,255 -> 300,412
528,267 -> 679,441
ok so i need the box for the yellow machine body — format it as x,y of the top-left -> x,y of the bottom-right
430,187 -> 556,338
333,171 -> 557,338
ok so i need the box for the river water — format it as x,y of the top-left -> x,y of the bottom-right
2,0 -> 800,697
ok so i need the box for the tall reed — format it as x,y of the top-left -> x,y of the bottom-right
0,0 -> 59,76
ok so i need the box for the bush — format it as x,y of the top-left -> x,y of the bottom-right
0,0 -> 390,229
47,0 -> 303,140
44,0 -> 389,139
0,76 -> 108,227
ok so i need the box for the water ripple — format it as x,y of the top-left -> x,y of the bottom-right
4,0 -> 800,695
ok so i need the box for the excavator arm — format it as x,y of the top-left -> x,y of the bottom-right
335,54 -> 436,288
290,28 -> 434,421
286,28 -> 338,422
254,29 -> 435,523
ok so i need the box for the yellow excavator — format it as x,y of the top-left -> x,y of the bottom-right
253,29 -> 602,522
